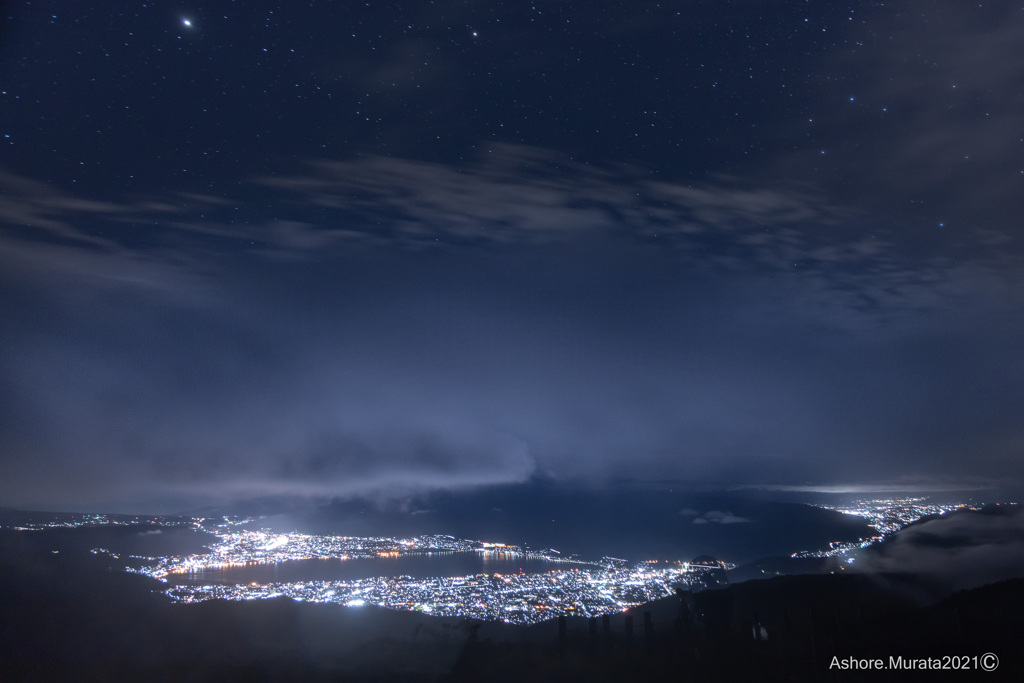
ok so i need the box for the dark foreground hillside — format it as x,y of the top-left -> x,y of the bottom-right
3,536 -> 1022,683
450,575 -> 1024,682
0,536 -> 468,682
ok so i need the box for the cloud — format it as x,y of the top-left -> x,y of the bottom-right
0,171 -> 132,243
5,140 -> 1021,326
681,508 -> 752,524
702,510 -> 752,525
774,1 -> 1024,232
857,507 -> 1024,592
2,142 -> 1023,511
3,224 -> 1022,511
255,145 -> 847,254
248,146 -> 1024,324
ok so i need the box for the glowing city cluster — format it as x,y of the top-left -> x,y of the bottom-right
161,563 -> 699,624
791,497 -> 980,559
11,497 -> 992,625
10,513 -> 192,531
132,529 -> 586,579
121,527 -> 713,624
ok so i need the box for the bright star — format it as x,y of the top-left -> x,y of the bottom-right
182,19 -> 192,27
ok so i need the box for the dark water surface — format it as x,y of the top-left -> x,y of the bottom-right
274,488 -> 878,564
166,551 -> 588,585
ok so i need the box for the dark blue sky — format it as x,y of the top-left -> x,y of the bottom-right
1,1 -> 1022,511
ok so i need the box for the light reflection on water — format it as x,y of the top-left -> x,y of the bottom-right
166,550 -> 586,585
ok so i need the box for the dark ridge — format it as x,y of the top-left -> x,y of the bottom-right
447,575 -> 1024,682
0,547 -> 468,682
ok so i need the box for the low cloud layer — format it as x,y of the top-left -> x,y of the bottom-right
857,507 -> 1024,592
680,509 -> 752,525
2,148 -> 1023,511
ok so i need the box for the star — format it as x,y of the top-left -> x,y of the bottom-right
182,19 -> 193,28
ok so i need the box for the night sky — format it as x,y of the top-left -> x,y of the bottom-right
2,1 -> 1023,512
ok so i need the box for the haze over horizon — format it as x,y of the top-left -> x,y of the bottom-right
2,1 -> 1023,513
